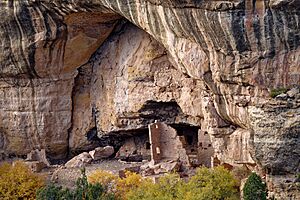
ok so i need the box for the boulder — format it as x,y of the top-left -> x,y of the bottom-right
287,88 -> 299,98
89,146 -> 114,160
65,152 -> 92,168
141,167 -> 155,176
275,93 -> 288,100
26,149 -> 50,166
24,161 -> 47,173
160,160 -> 181,173
140,160 -> 181,176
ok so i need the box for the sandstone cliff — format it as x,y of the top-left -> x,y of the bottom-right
0,0 -> 299,198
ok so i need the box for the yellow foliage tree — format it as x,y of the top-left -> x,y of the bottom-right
116,171 -> 152,199
179,166 -> 240,200
88,166 -> 239,200
125,173 -> 183,200
88,170 -> 151,200
87,169 -> 119,192
0,161 -> 44,200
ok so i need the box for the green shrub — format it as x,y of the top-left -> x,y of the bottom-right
125,166 -> 239,200
126,173 -> 182,200
88,170 -> 154,200
179,166 -> 240,200
270,88 -> 288,98
243,172 -> 267,200
88,169 -> 119,193
116,171 -> 152,199
0,161 -> 44,200
36,184 -> 73,200
37,168 -> 116,200
74,168 -> 104,199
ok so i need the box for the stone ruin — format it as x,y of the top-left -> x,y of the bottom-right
115,133 -> 151,162
149,121 -> 215,168
23,121 -> 216,175
115,121 -> 215,176
24,149 -> 50,172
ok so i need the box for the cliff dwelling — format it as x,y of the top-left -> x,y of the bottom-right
114,119 -> 213,170
148,121 -> 213,168
0,0 -> 299,199
113,100 -> 210,167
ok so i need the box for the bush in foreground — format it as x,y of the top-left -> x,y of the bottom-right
37,168 -> 116,200
179,166 -> 240,200
243,172 -> 267,200
88,166 -> 239,200
126,173 -> 183,200
0,161 -> 44,200
88,170 -> 151,199
88,169 -> 119,193
39,166 -> 239,200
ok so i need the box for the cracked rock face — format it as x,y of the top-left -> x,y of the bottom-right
0,0 -> 299,197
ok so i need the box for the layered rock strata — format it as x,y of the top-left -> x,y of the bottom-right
0,0 -> 299,198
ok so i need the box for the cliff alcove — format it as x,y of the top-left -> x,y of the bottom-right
0,1 -> 299,198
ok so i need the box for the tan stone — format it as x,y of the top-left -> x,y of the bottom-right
0,1 -> 299,198
24,161 -> 47,173
116,135 -> 151,162
62,12 -> 120,73
287,87 -> 299,98
149,122 -> 189,166
89,146 -> 114,160
160,161 -> 181,173
26,149 -> 50,166
65,152 -> 92,168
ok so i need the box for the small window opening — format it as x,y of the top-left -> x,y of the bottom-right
145,142 -> 151,149
186,135 -> 194,145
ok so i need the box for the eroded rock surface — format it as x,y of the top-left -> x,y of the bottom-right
65,152 -> 92,168
0,0 -> 299,198
89,146 -> 114,160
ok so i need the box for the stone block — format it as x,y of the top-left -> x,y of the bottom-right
141,167 -> 155,176
65,152 -> 92,168
160,160 -> 181,172
26,149 -> 50,166
24,161 -> 47,173
89,146 -> 114,160
287,88 -> 299,98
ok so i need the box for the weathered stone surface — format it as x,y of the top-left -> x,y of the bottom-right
91,24 -> 203,135
159,160 -> 181,173
249,98 -> 300,175
141,160 -> 181,176
0,1 -> 120,159
89,146 -> 114,160
149,122 -> 189,166
212,128 -> 255,166
0,0 -> 299,198
266,174 -> 300,200
287,87 -> 300,98
65,152 -> 92,168
116,134 -> 151,162
26,149 -> 50,167
24,161 -> 47,173
69,62 -> 98,152
0,76 -> 75,158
